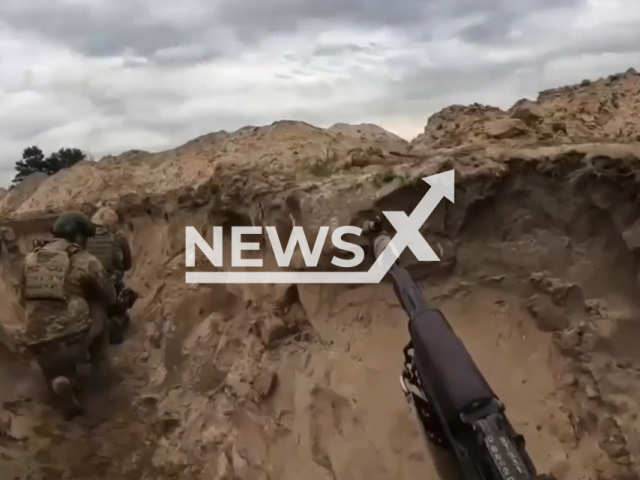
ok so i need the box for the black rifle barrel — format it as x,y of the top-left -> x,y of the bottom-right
369,230 -> 549,480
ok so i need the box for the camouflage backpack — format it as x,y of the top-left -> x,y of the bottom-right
85,229 -> 121,271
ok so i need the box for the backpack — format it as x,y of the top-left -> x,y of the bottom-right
23,243 -> 78,301
85,232 -> 117,271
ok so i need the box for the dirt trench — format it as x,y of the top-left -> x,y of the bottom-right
0,166 -> 639,480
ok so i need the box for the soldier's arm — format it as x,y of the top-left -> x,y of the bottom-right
80,255 -> 118,307
114,232 -> 132,271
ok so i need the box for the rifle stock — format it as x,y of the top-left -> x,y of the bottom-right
370,230 -> 551,480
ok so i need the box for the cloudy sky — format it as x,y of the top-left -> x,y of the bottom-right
1,0 -> 640,185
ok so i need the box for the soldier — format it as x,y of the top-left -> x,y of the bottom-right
19,211 -> 118,419
85,206 -> 134,344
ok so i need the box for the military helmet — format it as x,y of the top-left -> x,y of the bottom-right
91,206 -> 118,227
51,211 -> 96,241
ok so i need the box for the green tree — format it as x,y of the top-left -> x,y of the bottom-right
12,146 -> 86,186
45,148 -> 86,173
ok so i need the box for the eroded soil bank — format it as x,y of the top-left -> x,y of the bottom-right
0,149 -> 639,480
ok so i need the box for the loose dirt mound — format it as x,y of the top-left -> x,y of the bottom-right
1,71 -> 640,480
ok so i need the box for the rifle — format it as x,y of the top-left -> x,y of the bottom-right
364,220 -> 554,480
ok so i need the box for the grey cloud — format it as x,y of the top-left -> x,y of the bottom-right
561,26 -> 640,58
0,0 -> 226,61
373,62 -> 528,117
425,0 -> 577,20
217,0 -> 585,44
81,87 -> 189,119
150,45 -> 228,66
0,105 -> 79,143
2,0 -> 587,60
361,24 -> 640,120
395,63 -> 530,102
458,18 -> 512,45
323,58 -> 553,125
1,0 -> 636,190
312,43 -> 376,58
216,0 -> 427,43
457,0 -> 584,45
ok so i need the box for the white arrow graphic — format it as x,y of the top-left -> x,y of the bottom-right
367,169 -> 455,282
186,169 -> 455,283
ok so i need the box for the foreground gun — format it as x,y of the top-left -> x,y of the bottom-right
365,221 -> 553,480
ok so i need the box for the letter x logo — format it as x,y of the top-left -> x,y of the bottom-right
381,170 -> 454,262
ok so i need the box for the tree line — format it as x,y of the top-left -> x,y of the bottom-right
11,146 -> 88,187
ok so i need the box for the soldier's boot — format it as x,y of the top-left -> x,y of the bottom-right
122,290 -> 137,339
109,312 -> 131,345
118,287 -> 138,327
51,376 -> 84,420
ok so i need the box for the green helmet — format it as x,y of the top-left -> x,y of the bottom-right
51,211 -> 96,242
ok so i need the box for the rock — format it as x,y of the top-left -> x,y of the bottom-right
529,272 -> 585,309
257,316 -> 292,348
565,285 -> 586,314
484,118 -> 528,139
597,416 -> 629,459
348,146 -> 386,167
510,101 -> 544,125
551,120 -> 567,133
137,393 -> 162,408
253,370 -> 278,400
555,328 -> 582,354
524,296 -> 570,332
598,369 -> 636,396
226,370 -> 252,398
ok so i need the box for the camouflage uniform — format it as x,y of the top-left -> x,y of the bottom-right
85,226 -> 131,280
20,236 -> 117,418
85,207 -> 134,344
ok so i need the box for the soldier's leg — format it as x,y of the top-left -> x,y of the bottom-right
116,285 -> 138,335
88,326 -> 112,384
36,346 -> 84,420
109,271 -> 124,296
108,316 -> 126,344
86,304 -> 110,364
105,270 -> 130,344
88,328 -> 109,363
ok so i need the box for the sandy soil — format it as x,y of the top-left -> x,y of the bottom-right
0,70 -> 640,480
